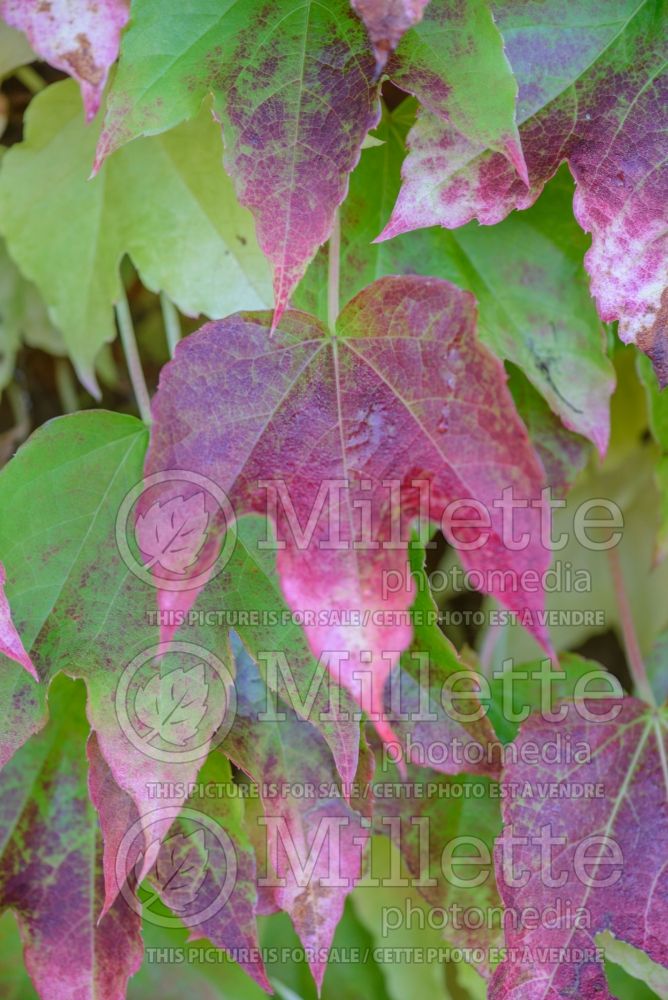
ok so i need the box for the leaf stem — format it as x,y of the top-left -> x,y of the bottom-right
14,66 -> 46,94
115,287 -> 152,424
327,209 -> 341,333
160,292 -> 181,358
54,358 -> 79,413
608,546 -> 655,705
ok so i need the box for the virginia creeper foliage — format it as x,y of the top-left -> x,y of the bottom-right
0,2 -> 665,999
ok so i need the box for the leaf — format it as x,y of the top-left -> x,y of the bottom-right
506,367 -> 590,499
0,18 -> 35,78
0,81 -> 271,393
0,562 -> 36,681
0,0 -> 129,120
387,0 -> 526,177
490,696 -> 668,999
146,276 -> 552,739
89,741 -> 271,990
598,931 -> 668,1000
0,677 -> 143,1000
0,411 -> 233,896
96,0 -> 380,327
222,633 -> 370,992
296,106 -> 614,452
98,0 -> 525,326
0,407 -> 359,895
0,239 -> 64,396
350,0 -> 430,69
134,663 -> 209,747
638,352 -> 668,564
386,541 -> 502,776
135,493 -> 209,576
381,0 -> 668,384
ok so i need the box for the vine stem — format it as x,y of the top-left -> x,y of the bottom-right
160,292 -> 181,357
15,66 -> 46,94
327,209 -> 341,333
54,358 -> 78,413
608,546 -> 655,705
115,287 -> 152,424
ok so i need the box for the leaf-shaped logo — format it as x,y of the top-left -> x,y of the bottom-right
134,663 -> 209,746
135,491 -> 209,575
139,829 -> 209,914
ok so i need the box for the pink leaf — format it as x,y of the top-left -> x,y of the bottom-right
0,561 -> 37,681
491,697 -> 668,998
0,0 -> 129,120
146,276 -> 553,746
350,0 -> 430,69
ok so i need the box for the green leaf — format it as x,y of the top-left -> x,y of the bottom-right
389,0 -> 525,173
0,80 -> 271,393
0,18 -> 34,78
0,240 -> 63,396
598,931 -> 668,1000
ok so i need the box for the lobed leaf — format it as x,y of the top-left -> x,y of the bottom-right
146,277 -> 552,744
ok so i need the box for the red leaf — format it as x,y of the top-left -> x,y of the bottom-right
146,277 -> 552,745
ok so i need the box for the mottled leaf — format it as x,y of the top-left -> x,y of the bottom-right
0,81 -> 271,393
222,633 -> 370,991
491,697 -> 668,998
387,0 -> 525,177
88,739 -> 271,990
382,0 -> 667,384
96,0 -> 380,326
0,0 -> 129,119
0,677 -> 143,1000
146,277 -> 551,740
0,411 -> 234,894
98,0 -> 528,326
296,107 -> 614,452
